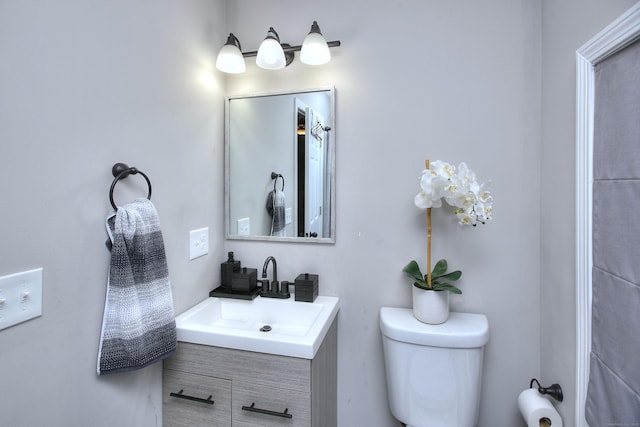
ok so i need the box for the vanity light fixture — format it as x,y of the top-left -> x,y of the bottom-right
215,33 -> 246,74
300,21 -> 331,65
256,27 -> 288,70
215,21 -> 340,73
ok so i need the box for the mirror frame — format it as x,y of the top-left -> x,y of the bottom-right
224,86 -> 336,244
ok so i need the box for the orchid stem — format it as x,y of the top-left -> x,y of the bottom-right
425,159 -> 432,289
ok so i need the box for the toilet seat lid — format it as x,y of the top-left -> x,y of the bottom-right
379,307 -> 489,348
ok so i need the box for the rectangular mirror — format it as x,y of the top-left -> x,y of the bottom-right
225,87 -> 335,243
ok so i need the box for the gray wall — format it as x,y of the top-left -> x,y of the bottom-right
1,0 -> 638,426
0,1 -> 226,425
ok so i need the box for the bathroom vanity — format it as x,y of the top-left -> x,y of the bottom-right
162,296 -> 339,426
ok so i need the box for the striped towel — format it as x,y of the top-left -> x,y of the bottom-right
98,198 -> 176,375
266,189 -> 286,237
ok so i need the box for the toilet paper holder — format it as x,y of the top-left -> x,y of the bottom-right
529,378 -> 563,402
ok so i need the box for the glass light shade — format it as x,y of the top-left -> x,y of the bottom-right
215,43 -> 246,74
300,31 -> 331,65
256,37 -> 286,70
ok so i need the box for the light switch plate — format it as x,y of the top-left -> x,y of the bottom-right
0,268 -> 43,331
238,218 -> 250,236
285,208 -> 293,225
189,228 -> 209,260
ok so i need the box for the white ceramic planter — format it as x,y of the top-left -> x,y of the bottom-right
412,286 -> 450,324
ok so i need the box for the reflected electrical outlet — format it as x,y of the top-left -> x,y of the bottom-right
238,218 -> 250,236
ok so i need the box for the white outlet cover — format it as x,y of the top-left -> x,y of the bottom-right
189,227 -> 209,260
238,218 -> 250,236
0,268 -> 43,331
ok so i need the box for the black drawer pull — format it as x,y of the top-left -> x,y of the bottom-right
241,402 -> 293,419
169,389 -> 214,405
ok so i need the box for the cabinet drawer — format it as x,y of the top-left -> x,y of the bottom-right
166,342 -> 311,392
163,370 -> 231,427
232,381 -> 311,427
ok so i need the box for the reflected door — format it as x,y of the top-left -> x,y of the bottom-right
304,107 -> 325,237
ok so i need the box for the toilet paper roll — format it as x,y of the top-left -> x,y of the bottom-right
518,388 -> 563,427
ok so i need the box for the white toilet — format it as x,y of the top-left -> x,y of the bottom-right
380,307 -> 489,427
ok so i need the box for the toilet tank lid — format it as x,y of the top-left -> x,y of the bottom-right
379,307 -> 489,348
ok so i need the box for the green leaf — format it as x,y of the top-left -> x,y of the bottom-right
432,283 -> 463,294
403,260 -> 428,288
404,259 -> 463,292
403,260 -> 423,281
433,270 -> 462,281
425,259 -> 463,293
432,259 -> 448,276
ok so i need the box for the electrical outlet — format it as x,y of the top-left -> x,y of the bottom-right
238,218 -> 250,236
189,227 -> 209,260
0,268 -> 43,331
285,208 -> 293,225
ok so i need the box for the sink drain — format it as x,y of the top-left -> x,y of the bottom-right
259,325 -> 272,332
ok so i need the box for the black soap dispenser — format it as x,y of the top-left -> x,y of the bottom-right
220,251 -> 241,291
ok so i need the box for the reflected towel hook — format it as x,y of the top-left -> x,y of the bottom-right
310,119 -> 331,141
109,163 -> 152,210
271,172 -> 284,192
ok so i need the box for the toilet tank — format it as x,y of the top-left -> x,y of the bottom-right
380,308 -> 489,427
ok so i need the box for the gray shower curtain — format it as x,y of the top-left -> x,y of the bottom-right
586,38 -> 640,424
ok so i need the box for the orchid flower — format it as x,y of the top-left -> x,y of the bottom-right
413,161 -> 493,227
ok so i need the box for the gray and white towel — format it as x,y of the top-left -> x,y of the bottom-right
266,189 -> 286,237
98,198 -> 176,375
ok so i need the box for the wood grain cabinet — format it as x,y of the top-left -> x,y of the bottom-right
163,319 -> 337,427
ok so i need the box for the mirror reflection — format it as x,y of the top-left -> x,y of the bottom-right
225,88 -> 335,243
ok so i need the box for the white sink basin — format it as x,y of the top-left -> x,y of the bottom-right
175,296 -> 340,359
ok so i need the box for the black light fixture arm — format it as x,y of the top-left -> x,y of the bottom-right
240,40 -> 341,58
266,27 -> 280,41
308,21 -> 322,35
224,33 -> 242,51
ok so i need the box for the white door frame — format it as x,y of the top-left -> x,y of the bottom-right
575,4 -> 640,426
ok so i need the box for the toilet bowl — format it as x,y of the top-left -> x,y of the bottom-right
380,307 -> 489,427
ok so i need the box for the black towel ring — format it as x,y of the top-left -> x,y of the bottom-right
109,163 -> 152,210
270,172 -> 284,192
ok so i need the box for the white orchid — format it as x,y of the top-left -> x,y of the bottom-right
431,160 -> 456,179
414,168 -> 446,208
414,161 -> 493,226
406,160 -> 493,294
